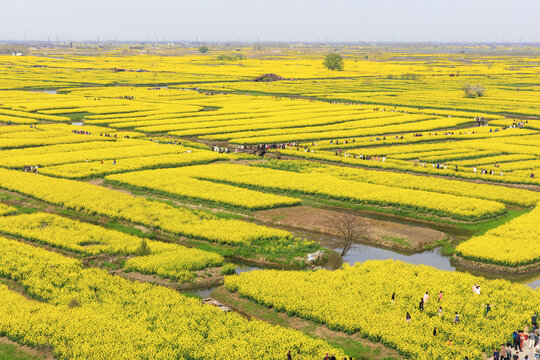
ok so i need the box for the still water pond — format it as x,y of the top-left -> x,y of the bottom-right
183,230 -> 539,298
291,230 -> 539,290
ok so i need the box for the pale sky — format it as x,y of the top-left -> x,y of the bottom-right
1,0 -> 539,43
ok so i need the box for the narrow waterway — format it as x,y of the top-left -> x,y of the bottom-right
183,229 -> 538,299
184,265 -> 261,298
29,90 -> 58,95
290,229 -> 540,290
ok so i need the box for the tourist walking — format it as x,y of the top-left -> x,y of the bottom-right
500,344 -> 507,359
506,343 -> 513,360
484,303 -> 492,317
513,331 -> 522,352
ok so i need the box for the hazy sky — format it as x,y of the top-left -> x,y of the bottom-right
1,0 -> 539,43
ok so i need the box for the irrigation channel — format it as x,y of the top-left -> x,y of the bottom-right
186,228 -> 540,299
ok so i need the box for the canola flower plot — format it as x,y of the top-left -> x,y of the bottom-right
40,150 -> 226,179
0,168 -> 291,245
456,205 -> 540,266
225,260 -> 540,360
0,141 -> 190,168
274,148 -> 540,186
0,213 -> 223,282
180,112 -> 420,139
107,167 -> 302,210
0,235 -> 343,360
0,139 -> 138,157
0,203 -> 16,216
0,133 -> 113,149
308,127 -> 535,151
256,160 -> 540,206
0,124 -> 124,149
224,117 -> 473,145
0,46 -> 539,359
0,114 -> 38,124
160,163 -> 506,220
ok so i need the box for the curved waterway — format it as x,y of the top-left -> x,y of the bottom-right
184,229 -> 538,299
185,228 -> 539,297
290,229 -> 539,290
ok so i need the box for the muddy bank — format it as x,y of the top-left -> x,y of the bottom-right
254,206 -> 446,252
451,255 -> 540,278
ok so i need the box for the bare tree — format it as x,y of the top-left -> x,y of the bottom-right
324,212 -> 370,256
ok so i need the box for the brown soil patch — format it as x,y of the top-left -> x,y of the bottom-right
212,286 -> 403,360
87,179 -> 104,186
254,206 -> 446,251
0,337 -> 54,360
133,224 -> 150,233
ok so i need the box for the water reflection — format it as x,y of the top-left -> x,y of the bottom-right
527,278 -> 540,290
186,287 -> 214,299
30,90 -> 57,95
340,244 -> 455,271
291,230 -> 540,290
235,265 -> 261,274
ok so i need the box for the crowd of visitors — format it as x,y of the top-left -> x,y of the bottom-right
211,145 -> 230,153
22,165 -> 39,173
72,129 -> 92,135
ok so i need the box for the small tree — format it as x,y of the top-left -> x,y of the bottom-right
136,239 -> 151,256
198,45 -> 209,54
323,53 -> 344,71
324,212 -> 370,256
463,83 -> 486,98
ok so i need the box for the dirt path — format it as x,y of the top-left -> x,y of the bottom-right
212,286 -> 403,360
255,206 -> 446,251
